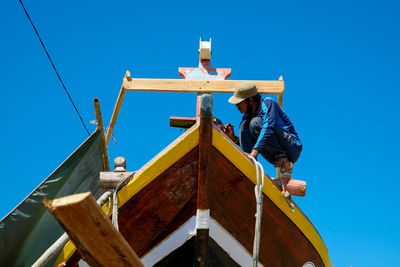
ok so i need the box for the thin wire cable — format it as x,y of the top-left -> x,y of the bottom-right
18,0 -> 90,136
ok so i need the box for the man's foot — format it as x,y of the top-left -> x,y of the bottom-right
274,157 -> 293,178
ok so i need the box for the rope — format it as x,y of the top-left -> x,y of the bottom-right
248,156 -> 265,267
111,172 -> 135,230
277,168 -> 295,211
105,126 -> 118,145
112,189 -> 119,230
106,195 -> 112,216
278,168 -> 290,198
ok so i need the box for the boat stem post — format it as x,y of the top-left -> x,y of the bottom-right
195,94 -> 213,266
198,94 -> 212,209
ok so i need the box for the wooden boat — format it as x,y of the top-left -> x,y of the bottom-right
49,40 -> 332,267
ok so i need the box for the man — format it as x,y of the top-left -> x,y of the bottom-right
222,82 -> 302,177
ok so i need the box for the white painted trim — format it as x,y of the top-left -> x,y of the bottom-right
196,209 -> 210,229
141,216 -> 196,266
78,259 -> 89,267
140,215 -> 263,267
209,218 -> 264,267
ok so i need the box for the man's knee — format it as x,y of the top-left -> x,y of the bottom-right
249,117 -> 263,137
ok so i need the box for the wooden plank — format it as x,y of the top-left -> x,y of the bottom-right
33,191 -> 112,267
124,78 -> 284,95
170,117 -> 197,128
105,71 -> 130,145
44,192 -> 144,267
105,86 -> 126,145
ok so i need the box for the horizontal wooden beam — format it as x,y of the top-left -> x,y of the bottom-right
123,78 -> 284,95
170,117 -> 197,128
44,192 -> 144,267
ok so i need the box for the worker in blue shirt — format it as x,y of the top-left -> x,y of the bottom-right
222,82 -> 302,177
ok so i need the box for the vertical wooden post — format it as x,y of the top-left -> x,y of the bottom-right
277,75 -> 284,178
94,98 -> 110,172
196,94 -> 201,122
195,94 -> 213,267
278,75 -> 284,108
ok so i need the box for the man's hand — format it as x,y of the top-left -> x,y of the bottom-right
249,149 -> 259,159
221,123 -> 236,140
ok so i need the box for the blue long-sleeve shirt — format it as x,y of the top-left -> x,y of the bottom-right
240,97 -> 301,152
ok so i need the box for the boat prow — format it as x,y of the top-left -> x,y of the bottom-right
56,95 -> 331,267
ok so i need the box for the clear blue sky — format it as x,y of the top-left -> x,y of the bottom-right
1,0 -> 399,266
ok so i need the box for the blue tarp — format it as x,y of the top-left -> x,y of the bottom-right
0,130 -> 105,267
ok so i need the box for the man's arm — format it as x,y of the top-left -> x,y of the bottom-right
252,99 -> 275,153
221,124 -> 239,144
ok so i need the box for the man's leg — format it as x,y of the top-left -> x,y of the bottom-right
239,118 -> 286,164
238,120 -> 257,153
273,127 -> 302,164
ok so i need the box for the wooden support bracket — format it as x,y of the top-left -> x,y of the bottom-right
105,71 -> 284,148
44,192 -> 144,267
99,171 -> 135,189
